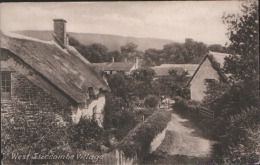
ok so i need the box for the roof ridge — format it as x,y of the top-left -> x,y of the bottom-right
3,31 -> 53,44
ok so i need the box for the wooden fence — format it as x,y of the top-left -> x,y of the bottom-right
199,107 -> 214,120
98,149 -> 136,165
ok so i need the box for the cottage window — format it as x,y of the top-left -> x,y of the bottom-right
1,72 -> 11,100
204,78 -> 216,85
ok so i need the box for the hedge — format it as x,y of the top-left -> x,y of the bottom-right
117,109 -> 171,160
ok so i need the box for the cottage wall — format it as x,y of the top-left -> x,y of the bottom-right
1,71 -> 72,124
1,51 -> 106,127
190,58 -> 219,101
72,94 -> 105,126
1,54 -> 72,124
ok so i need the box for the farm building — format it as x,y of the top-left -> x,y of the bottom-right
151,64 -> 198,80
92,57 -> 139,76
187,51 -> 231,101
0,19 -> 110,126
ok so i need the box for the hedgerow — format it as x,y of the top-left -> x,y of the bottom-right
117,109 -> 171,160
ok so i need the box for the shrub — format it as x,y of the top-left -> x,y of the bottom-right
70,117 -> 104,151
1,106 -> 72,164
144,95 -> 159,108
118,110 -> 171,160
172,98 -> 200,121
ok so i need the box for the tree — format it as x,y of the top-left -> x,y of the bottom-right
207,44 -> 229,53
223,1 -> 259,84
107,50 -> 124,62
144,95 -> 159,108
120,42 -> 138,59
75,43 -> 108,63
69,36 -> 81,46
131,67 -> 155,83
202,1 -> 259,163
107,73 -> 131,102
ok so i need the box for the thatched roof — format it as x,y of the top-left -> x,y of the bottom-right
159,64 -> 199,76
0,32 -> 109,104
92,62 -> 136,72
151,66 -> 185,77
187,51 -> 231,86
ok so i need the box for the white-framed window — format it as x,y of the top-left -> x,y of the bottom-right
1,72 -> 12,100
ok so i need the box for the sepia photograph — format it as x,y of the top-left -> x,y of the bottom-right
0,1 -> 259,164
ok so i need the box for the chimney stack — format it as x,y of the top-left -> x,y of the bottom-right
135,57 -> 139,68
112,57 -> 115,63
53,19 -> 68,48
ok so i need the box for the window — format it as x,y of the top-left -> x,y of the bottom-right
1,72 -> 11,100
204,78 -> 216,85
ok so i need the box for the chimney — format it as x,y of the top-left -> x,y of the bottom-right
112,57 -> 115,63
135,57 -> 139,66
53,19 -> 68,48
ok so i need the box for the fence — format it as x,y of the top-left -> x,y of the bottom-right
199,107 -> 214,120
98,149 -> 136,165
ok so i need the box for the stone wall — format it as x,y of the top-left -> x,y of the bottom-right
1,72 -> 71,124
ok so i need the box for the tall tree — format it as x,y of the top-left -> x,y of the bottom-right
120,42 -> 138,60
223,1 -> 259,84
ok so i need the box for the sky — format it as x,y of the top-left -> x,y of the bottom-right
0,1 -> 243,45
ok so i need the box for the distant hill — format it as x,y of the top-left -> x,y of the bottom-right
14,30 -> 175,51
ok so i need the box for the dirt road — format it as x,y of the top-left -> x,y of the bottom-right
144,111 -> 213,164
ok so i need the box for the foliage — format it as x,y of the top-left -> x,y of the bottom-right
1,101 -> 72,164
1,99 -> 105,164
120,42 -> 138,59
144,95 -> 159,108
118,110 -> 171,159
223,1 -> 259,84
132,67 -> 155,83
103,93 -> 138,140
70,117 -> 104,151
143,38 -> 208,66
107,50 -> 125,62
69,36 -> 81,46
172,98 -> 200,121
202,1 -> 260,163
154,69 -> 190,98
211,107 -> 260,163
106,73 -> 132,102
207,44 -> 230,53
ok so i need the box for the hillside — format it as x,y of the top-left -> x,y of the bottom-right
14,30 -> 175,51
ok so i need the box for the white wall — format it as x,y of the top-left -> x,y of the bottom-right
190,58 -> 220,101
71,94 -> 106,127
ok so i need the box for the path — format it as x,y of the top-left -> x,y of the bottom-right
144,109 -> 214,164
157,112 -> 212,156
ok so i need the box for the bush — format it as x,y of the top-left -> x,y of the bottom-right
70,117 -> 104,151
118,110 -> 171,160
1,107 -> 72,164
172,98 -> 200,121
144,95 -> 159,108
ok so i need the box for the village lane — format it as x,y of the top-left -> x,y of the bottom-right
146,109 -> 214,164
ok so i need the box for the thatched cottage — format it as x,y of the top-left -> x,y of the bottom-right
187,51 -> 231,101
92,57 -> 139,76
0,19 -> 110,126
151,64 -> 198,80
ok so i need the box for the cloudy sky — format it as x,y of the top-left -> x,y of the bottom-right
0,1 -> 242,45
